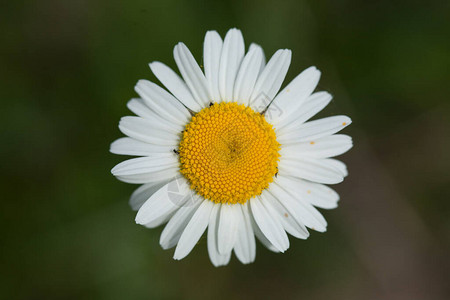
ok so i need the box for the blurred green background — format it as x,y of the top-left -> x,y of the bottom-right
1,0 -> 449,299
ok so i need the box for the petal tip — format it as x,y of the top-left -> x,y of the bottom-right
148,61 -> 161,69
135,216 -> 145,225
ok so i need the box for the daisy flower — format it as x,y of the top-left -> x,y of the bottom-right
110,28 -> 352,266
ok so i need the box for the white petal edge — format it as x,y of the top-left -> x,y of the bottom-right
160,195 -> 203,249
219,28 -> 245,102
277,115 -> 352,144
233,45 -> 264,104
249,49 -> 291,112
203,30 -> 223,102
174,42 -> 211,107
112,155 -> 178,184
127,98 -> 184,133
274,91 -> 331,132
278,156 -> 344,184
111,156 -> 178,177
233,203 -> 256,264
217,204 -> 239,255
110,137 -> 174,156
261,190 -> 309,239
277,175 -> 340,209
268,66 -> 321,125
280,134 -> 353,159
249,207 -> 280,253
174,199 -> 214,260
119,116 -> 180,146
250,197 -> 289,252
149,61 -> 202,111
115,168 -> 179,184
129,181 -> 171,211
270,181 -> 327,232
324,158 -> 348,177
126,98 -> 154,119
135,79 -> 190,125
135,177 -> 192,228
274,178 -> 329,231
249,43 -> 265,74
208,204 -> 232,267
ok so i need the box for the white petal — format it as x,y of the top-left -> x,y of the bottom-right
149,61 -> 202,111
160,195 -> 202,249
249,49 -> 291,112
323,158 -> 348,177
111,154 -> 179,184
249,207 -> 280,253
208,203 -> 232,267
126,98 -> 154,119
129,181 -> 171,211
233,203 -> 256,264
274,91 -> 332,131
217,204 -> 239,255
277,175 -> 339,209
174,42 -> 211,107
119,116 -> 179,146
280,134 -> 353,159
268,67 -> 321,124
135,177 -> 192,227
115,168 -> 178,184
233,45 -> 264,104
135,80 -> 190,125
249,43 -> 265,74
261,190 -> 309,239
203,31 -> 223,102
278,156 -> 344,184
126,98 -> 184,133
110,137 -> 174,156
174,200 -> 214,260
270,181 -> 327,232
111,155 -> 178,176
250,197 -> 289,252
277,115 -> 352,144
219,28 -> 245,102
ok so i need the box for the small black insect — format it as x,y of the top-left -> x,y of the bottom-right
209,102 -> 214,107
173,149 -> 179,154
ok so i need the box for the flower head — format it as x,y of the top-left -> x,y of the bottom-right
111,28 -> 352,266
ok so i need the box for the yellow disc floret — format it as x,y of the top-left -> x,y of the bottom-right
179,102 -> 280,204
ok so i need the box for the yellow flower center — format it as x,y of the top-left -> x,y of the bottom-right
179,102 -> 280,204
